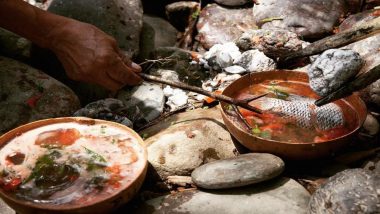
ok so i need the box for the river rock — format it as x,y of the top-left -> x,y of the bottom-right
203,42 -> 241,70
236,29 -> 305,58
0,56 -> 80,135
191,153 -> 285,189
196,4 -> 256,49
252,0 -> 347,39
48,0 -> 143,57
309,169 -> 379,214
140,107 -> 237,180
236,50 -> 277,72
144,15 -> 178,48
73,98 -> 133,128
131,177 -> 310,214
0,28 -> 31,62
368,80 -> 380,108
308,49 -> 363,97
166,1 -> 200,32
202,72 -> 241,91
117,82 -> 164,127
361,113 -> 380,136
214,0 -> 251,7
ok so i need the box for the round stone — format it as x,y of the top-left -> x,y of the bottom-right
191,153 -> 285,189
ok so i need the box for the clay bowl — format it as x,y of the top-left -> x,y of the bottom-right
220,70 -> 367,160
0,117 -> 148,214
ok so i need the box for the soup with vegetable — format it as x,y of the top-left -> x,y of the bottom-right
226,80 -> 358,143
0,121 -> 145,206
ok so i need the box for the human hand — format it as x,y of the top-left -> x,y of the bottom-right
47,19 -> 142,91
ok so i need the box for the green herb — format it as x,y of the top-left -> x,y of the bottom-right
252,125 -> 261,135
269,85 -> 289,100
191,8 -> 200,19
225,104 -> 233,111
23,150 -> 61,184
259,17 -> 283,24
100,125 -> 106,134
83,146 -> 107,171
111,138 -> 117,144
260,130 -> 272,139
83,146 -> 106,163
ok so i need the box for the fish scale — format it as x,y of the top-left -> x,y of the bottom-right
250,95 -> 344,130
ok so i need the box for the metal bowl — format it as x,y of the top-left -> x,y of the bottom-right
0,117 -> 148,214
220,70 -> 367,160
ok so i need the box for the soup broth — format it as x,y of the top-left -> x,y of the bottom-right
0,122 -> 145,206
228,79 -> 358,143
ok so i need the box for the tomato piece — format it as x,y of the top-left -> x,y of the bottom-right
239,108 -> 256,117
35,128 -> 80,147
261,123 -> 284,131
2,177 -> 22,191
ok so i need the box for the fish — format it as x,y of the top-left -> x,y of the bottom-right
249,94 -> 345,130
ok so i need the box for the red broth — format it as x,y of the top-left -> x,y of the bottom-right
0,122 -> 145,206
229,80 -> 358,143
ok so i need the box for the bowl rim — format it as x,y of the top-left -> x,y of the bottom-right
0,117 -> 148,211
220,70 -> 367,145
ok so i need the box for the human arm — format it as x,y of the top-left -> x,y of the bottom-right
0,0 -> 142,91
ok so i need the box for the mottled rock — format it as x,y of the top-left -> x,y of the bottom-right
308,49 -> 363,96
192,153 -> 285,189
48,0 -> 143,57
309,169 -> 379,214
236,49 -> 277,72
165,1 -> 200,31
252,0 -> 347,39
203,42 -> 241,70
163,86 -> 188,111
196,4 -> 256,49
117,82 -> 164,126
141,107 -> 237,180
214,0 -> 251,7
73,98 -> 133,127
144,15 -> 178,48
0,56 -> 80,135
0,28 -> 31,62
339,9 -> 379,32
132,177 -> 310,214
236,29 -> 304,58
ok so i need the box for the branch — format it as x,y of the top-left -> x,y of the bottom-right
139,73 -> 263,114
281,17 -> 380,62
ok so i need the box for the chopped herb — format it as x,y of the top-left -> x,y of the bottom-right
83,146 -> 107,171
269,85 -> 289,100
225,104 -> 233,111
23,150 -> 62,184
83,146 -> 106,163
111,138 -> 117,144
252,125 -> 261,135
100,125 -> 106,134
260,130 -> 272,139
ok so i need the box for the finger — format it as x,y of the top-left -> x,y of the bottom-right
107,60 -> 143,86
117,50 -> 142,73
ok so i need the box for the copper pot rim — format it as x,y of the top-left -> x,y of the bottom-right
220,70 -> 367,145
0,117 -> 148,211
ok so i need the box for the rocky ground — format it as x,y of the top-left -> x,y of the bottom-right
0,0 -> 380,213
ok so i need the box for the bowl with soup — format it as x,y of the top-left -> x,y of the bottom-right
0,117 -> 147,214
220,70 -> 367,160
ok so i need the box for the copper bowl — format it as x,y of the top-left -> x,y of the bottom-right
220,70 -> 367,160
0,117 -> 148,214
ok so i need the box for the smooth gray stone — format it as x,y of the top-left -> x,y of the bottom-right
132,177 -> 310,214
191,153 -> 285,189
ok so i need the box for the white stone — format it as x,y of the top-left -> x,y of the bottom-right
236,49 -> 277,72
224,65 -> 247,74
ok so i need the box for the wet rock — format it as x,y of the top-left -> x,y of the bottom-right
132,177 -> 310,214
140,107 -> 237,180
196,4 -> 256,49
0,28 -> 31,62
308,49 -> 363,97
202,72 -> 241,91
214,0 -> 251,7
236,29 -> 304,58
252,0 -> 347,39
165,1 -> 200,32
191,153 -> 285,189
309,169 -> 379,214
236,50 -> 277,72
117,82 -> 164,126
73,98 -> 133,128
203,42 -> 241,70
48,0 -> 143,57
144,15 -> 178,48
361,113 -> 380,136
339,9 -> 379,32
0,56 -> 80,135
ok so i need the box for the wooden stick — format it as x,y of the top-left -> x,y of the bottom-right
315,64 -> 380,106
139,73 -> 262,114
281,17 -> 380,62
